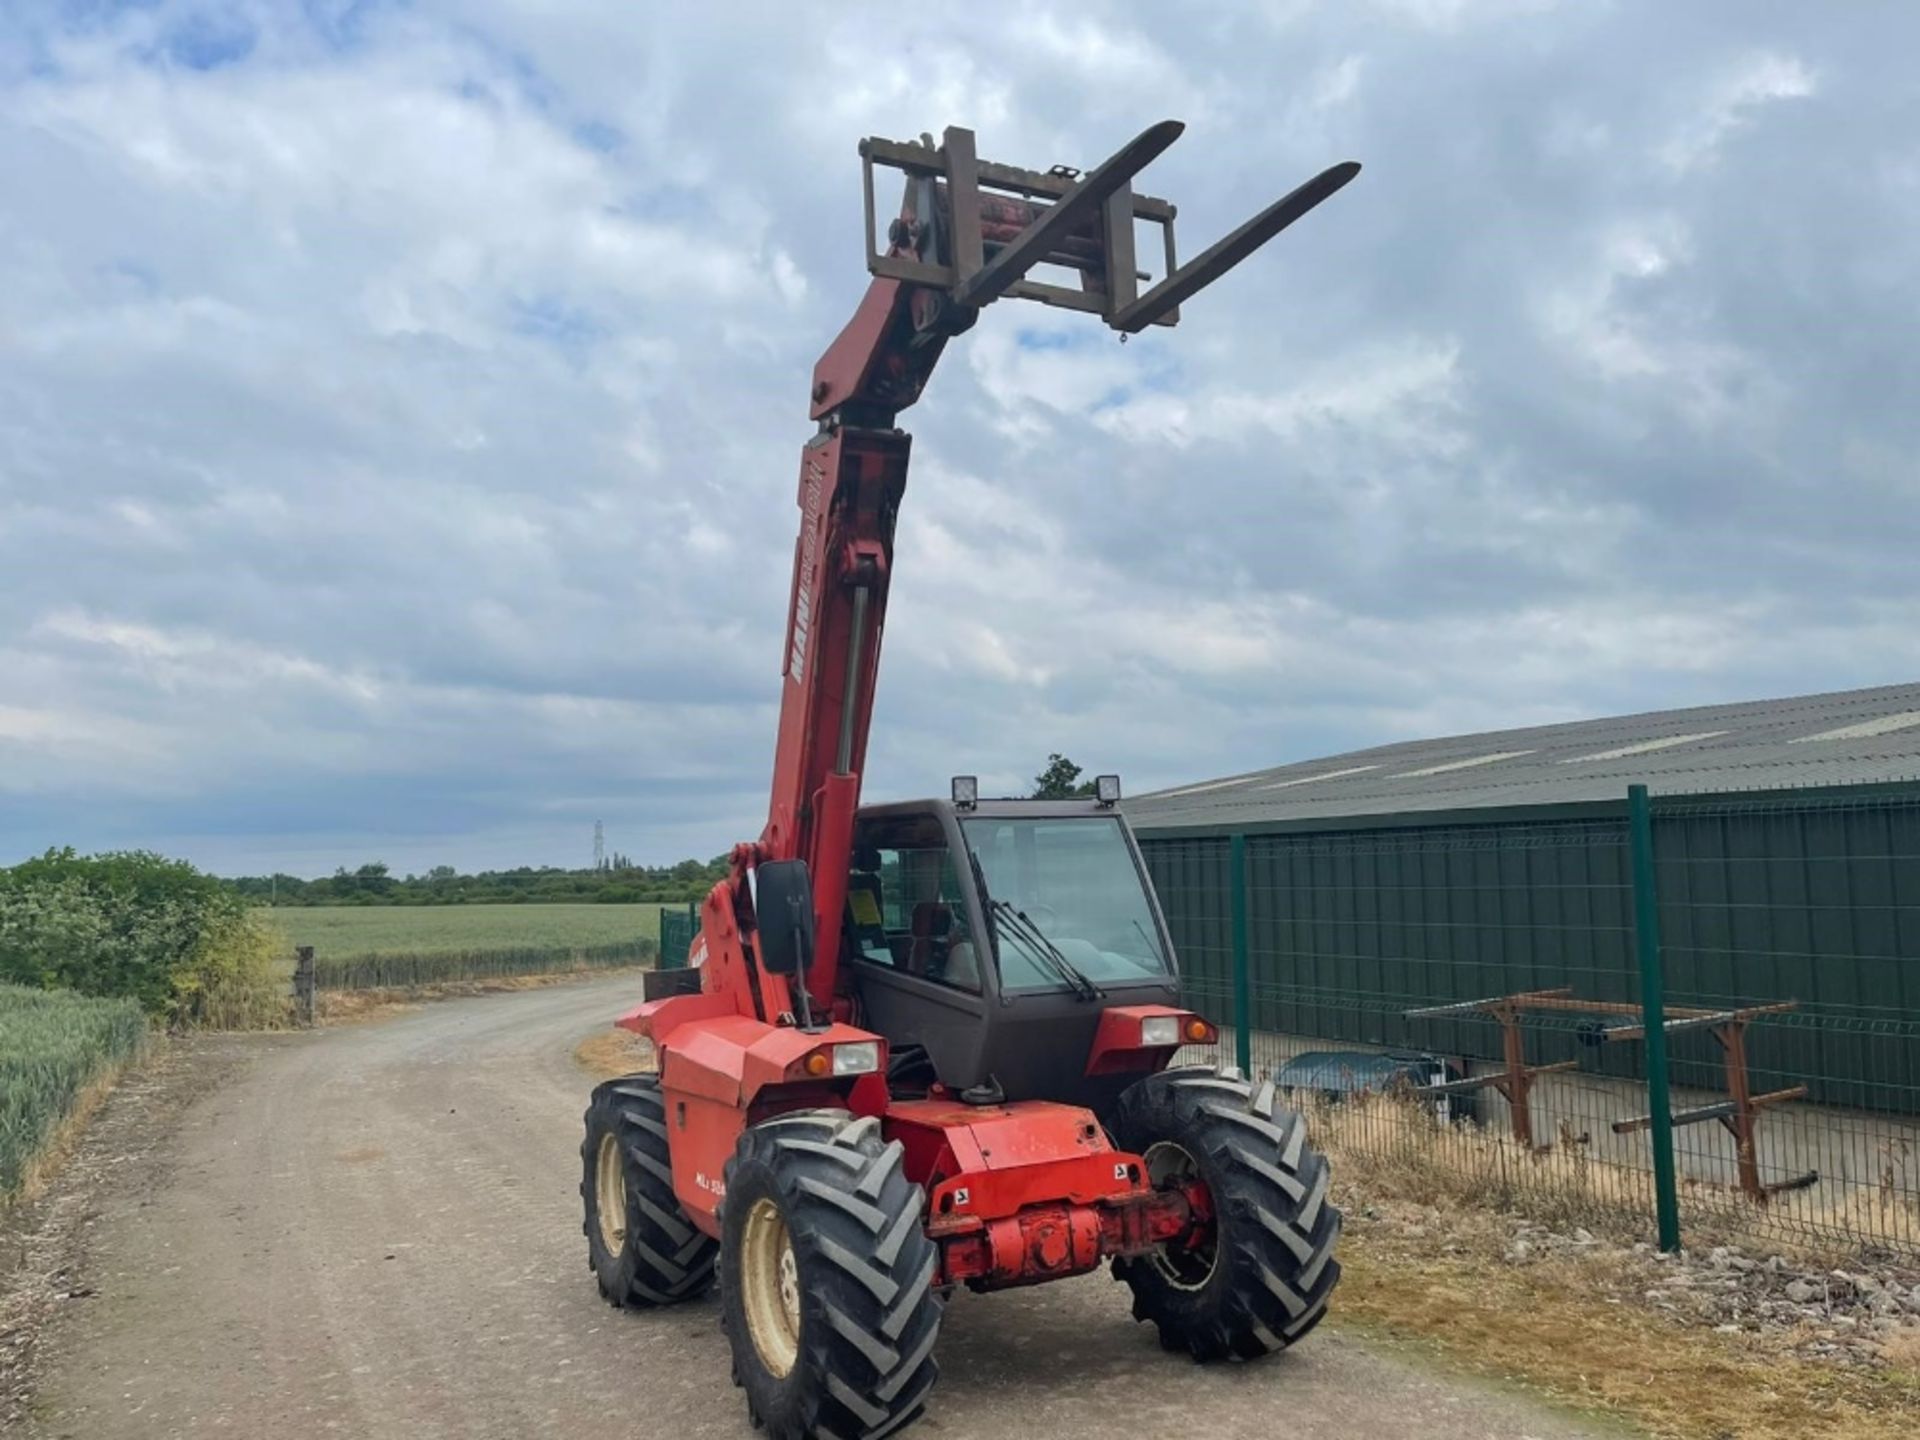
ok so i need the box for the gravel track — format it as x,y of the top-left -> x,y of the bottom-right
18,975 -> 1634,1439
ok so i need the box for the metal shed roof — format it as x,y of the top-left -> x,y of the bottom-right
1126,682 -> 1920,833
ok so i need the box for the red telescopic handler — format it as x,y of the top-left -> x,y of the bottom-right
580,122 -> 1360,1440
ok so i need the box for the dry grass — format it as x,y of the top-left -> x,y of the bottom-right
1312,1090 -> 1657,1239
1311,1087 -> 1920,1265
1337,1204 -> 1920,1440
1881,1329 -> 1920,1373
1308,1090 -> 1920,1435
1694,1140 -> 1920,1260
573,1028 -> 653,1080
313,988 -> 424,1025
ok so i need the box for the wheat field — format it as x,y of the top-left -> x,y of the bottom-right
1,984 -> 147,1195
267,903 -> 663,957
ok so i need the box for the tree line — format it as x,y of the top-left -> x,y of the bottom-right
223,754 -> 1104,907
223,855 -> 734,907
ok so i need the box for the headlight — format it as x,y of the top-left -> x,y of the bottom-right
1141,1015 -> 1181,1047
832,1041 -> 881,1076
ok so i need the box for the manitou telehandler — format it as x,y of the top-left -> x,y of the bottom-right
581,121 -> 1358,1439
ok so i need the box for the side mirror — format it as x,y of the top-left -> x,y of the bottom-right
753,859 -> 816,977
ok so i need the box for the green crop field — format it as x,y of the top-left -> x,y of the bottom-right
2,984 -> 148,1195
268,903 -> 664,957
264,904 -> 668,990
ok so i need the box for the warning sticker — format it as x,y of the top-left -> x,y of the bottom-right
848,888 -> 883,928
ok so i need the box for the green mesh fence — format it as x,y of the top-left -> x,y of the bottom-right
659,902 -> 700,970
1140,780 -> 1920,1257
1650,788 -> 1920,1253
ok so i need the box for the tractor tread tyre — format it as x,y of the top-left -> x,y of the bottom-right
1111,1066 -> 1342,1361
581,1073 -> 718,1308
720,1110 -> 942,1440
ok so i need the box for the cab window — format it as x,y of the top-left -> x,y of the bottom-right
961,816 -> 1170,993
845,818 -> 981,993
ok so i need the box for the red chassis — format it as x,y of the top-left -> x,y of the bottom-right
622,994 -> 1218,1289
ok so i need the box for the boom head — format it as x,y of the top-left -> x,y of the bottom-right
862,121 -> 1359,334
813,121 -> 1358,422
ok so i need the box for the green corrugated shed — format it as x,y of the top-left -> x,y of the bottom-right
1128,685 -> 1920,1115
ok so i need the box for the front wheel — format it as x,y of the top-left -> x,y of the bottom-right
720,1110 -> 943,1440
1110,1067 -> 1341,1360
580,1073 -> 718,1307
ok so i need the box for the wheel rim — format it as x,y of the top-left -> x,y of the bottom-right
1144,1140 -> 1218,1290
595,1131 -> 628,1255
741,1198 -> 802,1377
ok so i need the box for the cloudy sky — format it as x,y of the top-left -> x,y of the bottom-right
2,1 -> 1916,876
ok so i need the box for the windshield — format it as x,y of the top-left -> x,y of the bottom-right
960,816 -> 1171,993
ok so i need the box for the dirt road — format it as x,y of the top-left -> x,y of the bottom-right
21,977 -> 1633,1439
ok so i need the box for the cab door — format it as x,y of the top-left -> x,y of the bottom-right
842,806 -> 991,1091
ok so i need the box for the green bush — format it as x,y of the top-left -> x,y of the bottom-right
0,984 -> 148,1195
172,905 -> 289,1029
0,849 -> 288,1025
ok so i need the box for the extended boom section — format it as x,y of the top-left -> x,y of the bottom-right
763,424 -> 908,1010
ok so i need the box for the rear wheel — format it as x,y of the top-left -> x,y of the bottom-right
721,1110 -> 942,1440
1111,1067 -> 1341,1360
580,1073 -> 718,1307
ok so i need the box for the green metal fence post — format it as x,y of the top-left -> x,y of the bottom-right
1230,832 -> 1252,1075
1629,783 -> 1682,1253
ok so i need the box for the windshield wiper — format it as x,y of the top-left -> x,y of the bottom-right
1126,918 -> 1170,973
966,846 -> 998,954
990,898 -> 1102,1002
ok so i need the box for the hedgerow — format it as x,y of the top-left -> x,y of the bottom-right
0,849 -> 286,1025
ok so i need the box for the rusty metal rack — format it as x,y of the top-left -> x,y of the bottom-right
1404,988 -> 1818,1200
1402,988 -> 1582,1151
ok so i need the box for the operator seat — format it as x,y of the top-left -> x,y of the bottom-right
907,902 -> 950,976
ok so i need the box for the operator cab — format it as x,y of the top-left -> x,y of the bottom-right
842,783 -> 1181,1113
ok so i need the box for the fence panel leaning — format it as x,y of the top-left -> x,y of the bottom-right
1139,777 -> 1920,1260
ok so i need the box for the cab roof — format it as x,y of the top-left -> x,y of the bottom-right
858,796 -> 1126,823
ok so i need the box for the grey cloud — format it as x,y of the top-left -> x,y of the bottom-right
2,0 -> 1915,873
